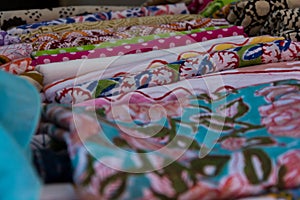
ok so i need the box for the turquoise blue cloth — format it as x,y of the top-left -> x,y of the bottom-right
0,71 -> 41,200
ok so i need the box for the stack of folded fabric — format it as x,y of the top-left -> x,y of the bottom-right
1,1 -> 300,199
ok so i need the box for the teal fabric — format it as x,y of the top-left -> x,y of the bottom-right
0,71 -> 41,200
41,78 -> 300,199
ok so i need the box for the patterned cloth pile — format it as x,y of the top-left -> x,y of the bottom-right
1,1 -> 300,200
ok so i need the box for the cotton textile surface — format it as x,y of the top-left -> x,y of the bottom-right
0,5 -> 131,30
0,71 -> 41,200
0,30 -> 20,45
199,0 -> 238,17
2,1 -> 300,199
40,76 -> 300,200
28,18 -> 224,53
7,3 -> 189,36
75,61 -> 300,108
32,25 -> 241,65
36,35 -> 284,102
188,0 -> 214,14
30,21 -> 230,57
226,0 -> 300,39
39,35 -> 247,102
53,39 -> 299,104
143,0 -> 192,6
0,43 -> 32,60
18,14 -> 205,41
261,8 -> 300,41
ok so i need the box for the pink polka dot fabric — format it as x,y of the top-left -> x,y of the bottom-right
32,26 -> 245,66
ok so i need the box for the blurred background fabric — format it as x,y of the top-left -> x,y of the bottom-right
0,0 -> 147,11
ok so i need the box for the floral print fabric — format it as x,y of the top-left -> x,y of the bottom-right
0,43 -> 33,75
40,78 -> 300,200
32,23 -> 228,57
30,26 -> 174,52
8,3 -> 189,37
239,187 -> 300,200
39,36 -> 247,101
0,57 -> 33,75
74,61 -> 300,109
38,35 -> 286,103
2,1 -> 300,198
28,18 -> 215,52
18,14 -> 204,41
32,25 -> 243,65
0,30 -> 20,46
0,5 -> 131,30
0,43 -> 32,60
53,39 -> 300,104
